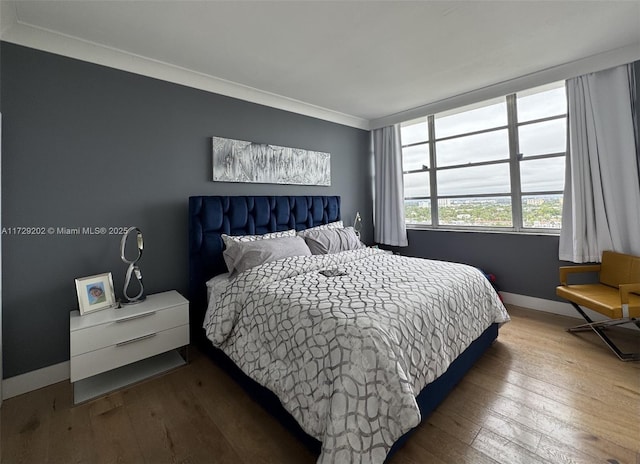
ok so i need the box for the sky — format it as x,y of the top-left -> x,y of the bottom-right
402,85 -> 567,199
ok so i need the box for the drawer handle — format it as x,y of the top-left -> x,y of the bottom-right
115,311 -> 156,323
116,332 -> 157,347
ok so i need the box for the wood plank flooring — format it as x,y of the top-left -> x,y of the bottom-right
2,305 -> 639,464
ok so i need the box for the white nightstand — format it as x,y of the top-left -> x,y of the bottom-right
69,290 -> 189,404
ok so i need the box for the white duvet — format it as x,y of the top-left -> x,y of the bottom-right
203,248 -> 509,463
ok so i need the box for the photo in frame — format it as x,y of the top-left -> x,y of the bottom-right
75,272 -> 117,315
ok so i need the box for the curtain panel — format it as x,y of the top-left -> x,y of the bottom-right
629,63 -> 640,183
372,125 -> 408,247
559,63 -> 640,263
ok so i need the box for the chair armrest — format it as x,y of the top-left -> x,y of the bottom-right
619,283 -> 640,304
559,264 -> 601,285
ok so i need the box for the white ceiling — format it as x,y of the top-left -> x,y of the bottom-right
2,1 -> 640,129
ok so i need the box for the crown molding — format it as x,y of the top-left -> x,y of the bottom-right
1,19 -> 371,130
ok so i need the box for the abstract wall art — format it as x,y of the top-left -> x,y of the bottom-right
212,136 -> 331,186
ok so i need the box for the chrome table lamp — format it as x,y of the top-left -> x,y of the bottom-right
120,226 -> 145,304
353,211 -> 362,239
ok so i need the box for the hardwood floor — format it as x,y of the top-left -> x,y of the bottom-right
2,305 -> 639,464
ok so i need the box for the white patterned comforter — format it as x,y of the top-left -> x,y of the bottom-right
203,248 -> 509,464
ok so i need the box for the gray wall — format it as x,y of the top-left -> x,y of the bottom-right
387,230 -> 568,301
1,42 -> 371,378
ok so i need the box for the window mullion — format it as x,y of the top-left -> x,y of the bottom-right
401,82 -> 565,232
427,115 -> 438,226
507,94 -> 523,231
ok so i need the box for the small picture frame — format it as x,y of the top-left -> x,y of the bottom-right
75,272 -> 117,315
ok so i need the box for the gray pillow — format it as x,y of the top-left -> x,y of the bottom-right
223,235 -> 312,274
303,226 -> 365,255
296,220 -> 344,238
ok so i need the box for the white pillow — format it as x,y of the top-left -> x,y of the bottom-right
223,235 -> 312,274
221,229 -> 296,247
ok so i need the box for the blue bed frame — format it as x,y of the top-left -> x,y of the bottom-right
188,195 -> 498,460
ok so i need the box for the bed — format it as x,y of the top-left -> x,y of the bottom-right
188,195 -> 509,463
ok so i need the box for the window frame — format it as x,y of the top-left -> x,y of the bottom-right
402,84 -> 567,234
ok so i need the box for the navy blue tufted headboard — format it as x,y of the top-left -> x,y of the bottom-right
188,195 -> 340,342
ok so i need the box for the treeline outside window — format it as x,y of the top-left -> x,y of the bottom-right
401,82 -> 567,232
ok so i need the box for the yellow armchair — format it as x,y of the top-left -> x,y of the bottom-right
556,250 -> 640,361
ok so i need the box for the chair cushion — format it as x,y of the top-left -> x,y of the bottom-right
600,251 -> 640,287
557,284 -> 640,319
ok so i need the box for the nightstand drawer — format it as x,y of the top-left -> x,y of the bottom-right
70,324 -> 189,382
71,303 -> 188,356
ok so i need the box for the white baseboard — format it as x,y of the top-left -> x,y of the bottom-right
500,291 -> 609,322
2,361 -> 70,400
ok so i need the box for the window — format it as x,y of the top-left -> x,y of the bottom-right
401,82 -> 566,232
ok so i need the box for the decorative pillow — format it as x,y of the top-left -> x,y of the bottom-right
297,220 -> 344,238
302,226 -> 365,255
223,235 -> 312,274
221,229 -> 296,247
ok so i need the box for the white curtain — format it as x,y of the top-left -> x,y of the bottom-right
559,63 -> 640,262
629,64 -> 640,183
372,125 -> 408,246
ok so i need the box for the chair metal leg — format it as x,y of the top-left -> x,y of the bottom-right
568,318 -> 638,332
566,302 -> 640,362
